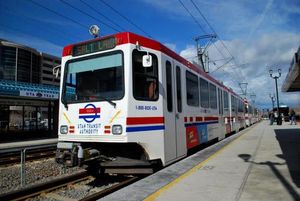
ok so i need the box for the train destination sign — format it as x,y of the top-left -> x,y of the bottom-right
73,37 -> 116,56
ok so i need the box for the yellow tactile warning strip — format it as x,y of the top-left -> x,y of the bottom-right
144,128 -> 251,201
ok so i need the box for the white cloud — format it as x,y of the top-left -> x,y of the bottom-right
179,45 -> 197,61
164,43 -> 177,52
178,31 -> 300,108
247,0 -> 274,41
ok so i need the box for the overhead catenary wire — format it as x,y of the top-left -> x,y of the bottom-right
79,0 -> 126,32
179,0 -> 256,98
28,0 -> 88,30
1,3 -> 82,42
178,0 -> 206,34
59,0 -> 121,32
178,0 -> 232,73
190,0 -> 247,83
180,0 -> 253,96
99,0 -> 153,38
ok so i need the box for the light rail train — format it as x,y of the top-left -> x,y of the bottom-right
55,31 -> 259,173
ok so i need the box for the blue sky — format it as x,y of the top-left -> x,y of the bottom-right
0,0 -> 300,109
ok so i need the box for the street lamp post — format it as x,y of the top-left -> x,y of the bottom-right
269,69 -> 281,125
269,93 -> 275,110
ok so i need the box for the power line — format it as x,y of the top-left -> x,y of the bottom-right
178,0 -> 233,74
178,0 -> 206,34
178,0 -> 252,96
190,0 -> 246,82
79,0 -> 126,32
59,0 -> 121,32
99,0 -> 152,38
1,3 -> 82,42
210,57 -> 233,73
187,0 -> 250,95
28,0 -> 88,30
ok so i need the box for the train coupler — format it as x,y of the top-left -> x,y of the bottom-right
56,142 -> 101,167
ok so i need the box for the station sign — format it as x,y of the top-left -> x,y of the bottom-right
19,90 -> 59,99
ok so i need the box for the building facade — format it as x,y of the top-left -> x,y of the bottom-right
41,53 -> 60,86
0,39 -> 60,141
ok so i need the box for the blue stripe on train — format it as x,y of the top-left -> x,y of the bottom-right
79,115 -> 100,119
126,125 -> 165,132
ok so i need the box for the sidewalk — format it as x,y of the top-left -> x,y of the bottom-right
239,121 -> 300,201
100,121 -> 300,201
152,121 -> 300,201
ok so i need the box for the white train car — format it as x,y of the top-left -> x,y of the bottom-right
56,32 -> 247,172
244,100 -> 260,126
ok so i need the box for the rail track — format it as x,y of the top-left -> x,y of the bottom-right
0,170 -> 139,201
0,145 -> 56,166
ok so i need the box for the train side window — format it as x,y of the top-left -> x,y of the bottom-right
166,61 -> 173,112
132,49 -> 158,101
218,88 -> 223,115
186,71 -> 199,107
200,78 -> 209,108
209,83 -> 217,109
176,66 -> 182,113
231,95 -> 237,114
238,100 -> 244,113
223,91 -> 229,112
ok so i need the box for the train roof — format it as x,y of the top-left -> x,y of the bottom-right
63,32 -> 241,98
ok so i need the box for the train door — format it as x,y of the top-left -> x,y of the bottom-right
174,65 -> 185,158
223,91 -> 231,134
218,88 -> 225,140
163,60 -> 186,163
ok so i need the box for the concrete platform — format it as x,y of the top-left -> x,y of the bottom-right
100,121 -> 300,201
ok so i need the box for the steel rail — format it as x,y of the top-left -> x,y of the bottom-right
0,170 -> 89,201
0,146 -> 56,166
79,176 -> 139,201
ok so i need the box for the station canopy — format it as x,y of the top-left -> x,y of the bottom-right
282,47 -> 300,92
0,79 -> 59,100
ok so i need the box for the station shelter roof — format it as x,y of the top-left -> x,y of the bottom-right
0,79 -> 59,100
282,47 -> 300,92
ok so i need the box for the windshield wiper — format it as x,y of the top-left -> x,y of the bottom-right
99,96 -> 116,108
63,101 -> 68,110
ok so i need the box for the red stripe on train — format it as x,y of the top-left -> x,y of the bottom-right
79,108 -> 100,114
127,117 -> 164,125
204,117 -> 219,121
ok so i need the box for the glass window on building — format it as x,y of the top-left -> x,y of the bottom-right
37,106 -> 49,130
0,46 -> 16,80
9,106 -> 23,131
24,106 -> 37,130
17,49 -> 31,82
32,53 -> 40,83
0,105 -> 9,133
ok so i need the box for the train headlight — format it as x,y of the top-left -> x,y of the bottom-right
60,125 -> 68,134
89,25 -> 100,38
112,125 -> 122,135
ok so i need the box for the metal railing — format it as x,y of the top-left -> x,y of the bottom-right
0,143 -> 57,186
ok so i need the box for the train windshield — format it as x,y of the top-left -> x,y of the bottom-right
62,51 -> 124,104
